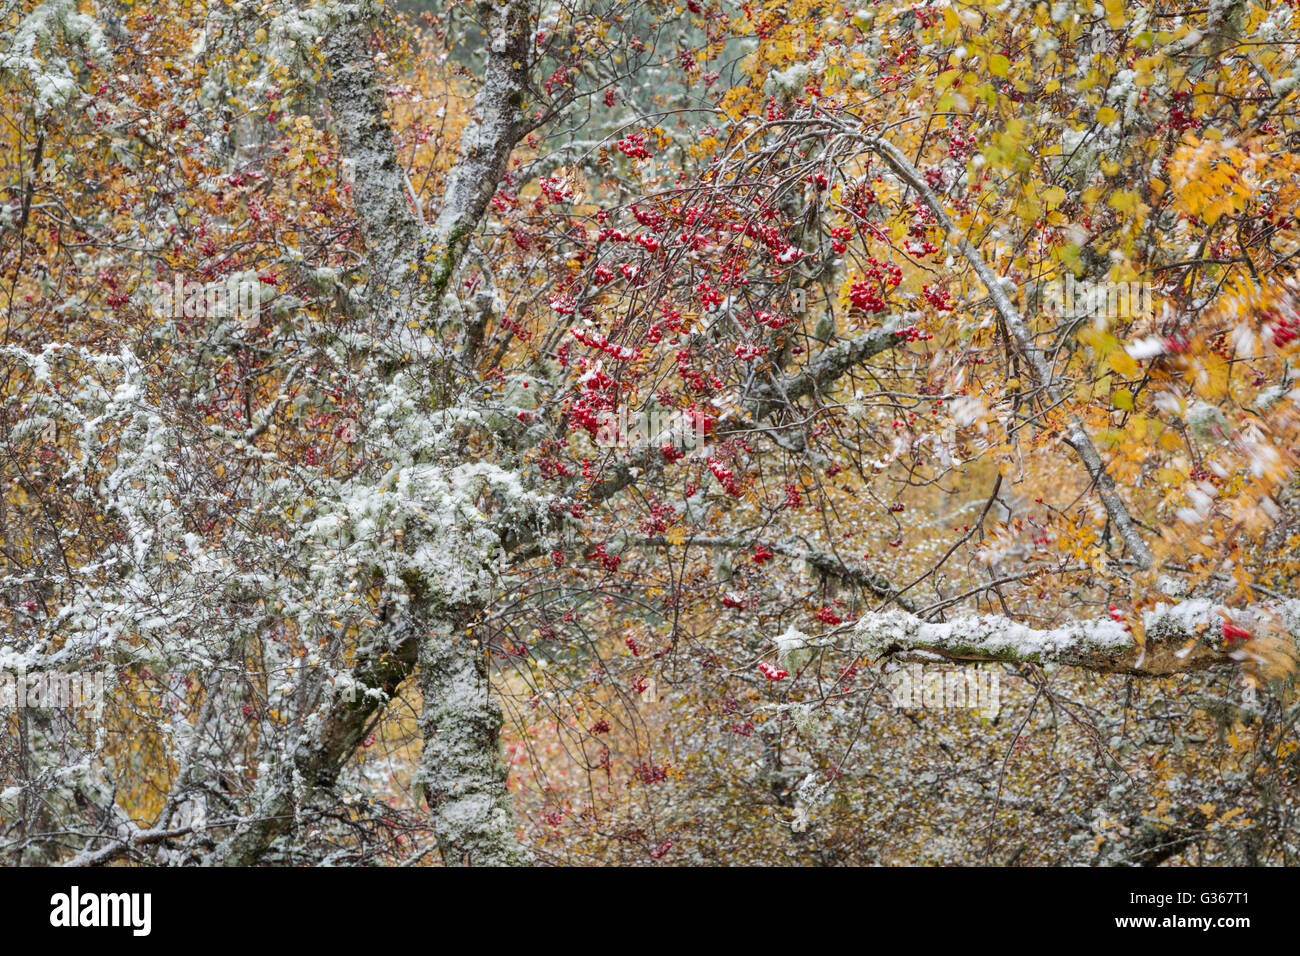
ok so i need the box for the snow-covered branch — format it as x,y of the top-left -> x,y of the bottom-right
852,600 -> 1300,676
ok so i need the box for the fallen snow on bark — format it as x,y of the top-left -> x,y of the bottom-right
855,607 -> 1133,661
852,600 -> 1300,669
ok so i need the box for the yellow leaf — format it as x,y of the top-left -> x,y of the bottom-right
1108,349 -> 1139,377
1109,190 -> 1142,215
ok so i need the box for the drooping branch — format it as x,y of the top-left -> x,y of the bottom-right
862,136 -> 1156,571
571,326 -> 906,516
852,600 -> 1300,676
627,533 -> 916,611
786,540 -> 917,612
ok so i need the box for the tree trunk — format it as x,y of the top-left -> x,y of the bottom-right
416,612 -> 528,866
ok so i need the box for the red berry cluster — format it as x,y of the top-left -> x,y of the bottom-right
696,279 -> 725,308
922,283 -> 955,312
633,761 -> 669,784
570,327 -> 638,361
758,660 -> 788,680
676,346 -> 721,392
566,367 -> 618,437
754,310 -> 791,330
1264,308 -> 1298,347
1169,91 -> 1200,132
538,175 -> 574,203
641,500 -> 677,535
849,258 -> 902,313
543,66 -> 571,96
708,456 -> 741,496
549,292 -> 576,315
630,204 -> 666,229
893,325 -> 933,343
725,218 -> 800,263
815,606 -> 842,625
647,305 -> 687,343
586,541 -> 621,571
616,133 -> 652,159
850,280 -> 887,313
946,123 -> 975,160
829,224 -> 853,254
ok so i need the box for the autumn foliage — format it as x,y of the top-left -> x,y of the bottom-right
2,0 -> 1300,865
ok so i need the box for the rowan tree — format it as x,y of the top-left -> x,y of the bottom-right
2,0 -> 1299,866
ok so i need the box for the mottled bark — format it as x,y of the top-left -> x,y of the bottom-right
323,0 -> 531,313
206,617 -> 420,866
323,11 -> 426,268
854,600 -> 1300,676
428,1 -> 530,293
305,0 -> 533,867
416,615 -> 528,866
